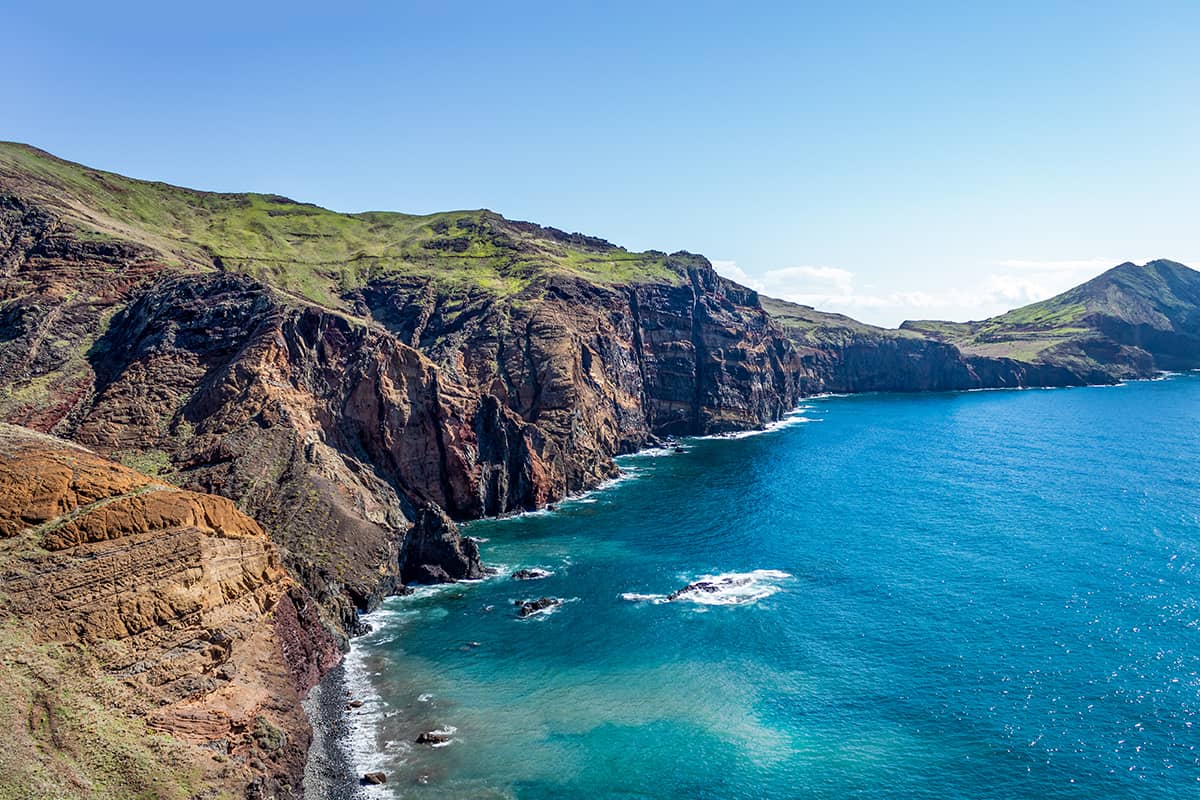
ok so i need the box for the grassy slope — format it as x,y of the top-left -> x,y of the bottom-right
0,142 -> 686,307
0,622 -> 224,800
5,141 -> 1195,369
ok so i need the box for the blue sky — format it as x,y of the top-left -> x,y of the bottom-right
5,1 -> 1197,325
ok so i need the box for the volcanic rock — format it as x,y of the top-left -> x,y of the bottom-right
516,597 -> 563,618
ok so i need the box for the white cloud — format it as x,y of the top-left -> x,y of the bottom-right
710,260 -> 756,288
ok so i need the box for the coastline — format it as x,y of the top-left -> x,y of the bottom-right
304,401 -> 820,792
299,372 -> 1198,794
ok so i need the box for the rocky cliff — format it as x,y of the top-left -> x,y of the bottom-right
0,424 -> 339,799
761,258 -> 1200,394
0,144 -> 807,652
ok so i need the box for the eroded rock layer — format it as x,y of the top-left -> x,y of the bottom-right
0,424 -> 339,798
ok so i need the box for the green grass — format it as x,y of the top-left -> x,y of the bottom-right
116,448 -> 173,477
0,142 -> 686,307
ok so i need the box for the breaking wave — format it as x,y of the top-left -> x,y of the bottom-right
621,569 -> 793,607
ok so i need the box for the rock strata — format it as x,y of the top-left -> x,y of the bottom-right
0,424 -> 338,799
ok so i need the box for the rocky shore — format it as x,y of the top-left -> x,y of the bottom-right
302,664 -> 365,800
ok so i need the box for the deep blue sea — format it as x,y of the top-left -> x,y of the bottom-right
346,375 -> 1200,799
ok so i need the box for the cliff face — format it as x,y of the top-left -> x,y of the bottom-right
0,424 -> 339,799
761,267 -> 1192,395
791,334 -> 1131,393
358,264 -> 803,477
0,154 -> 805,657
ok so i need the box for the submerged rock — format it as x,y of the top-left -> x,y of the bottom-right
416,731 -> 451,745
515,597 -> 562,618
667,576 -> 751,601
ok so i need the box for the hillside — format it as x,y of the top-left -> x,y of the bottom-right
0,424 -> 338,800
1,144 -> 810,796
0,142 -> 688,307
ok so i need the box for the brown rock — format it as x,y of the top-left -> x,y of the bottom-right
0,424 -> 338,798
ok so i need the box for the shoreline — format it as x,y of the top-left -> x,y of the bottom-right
303,662 -> 366,800
300,403 -> 820,794
300,370 -> 1197,795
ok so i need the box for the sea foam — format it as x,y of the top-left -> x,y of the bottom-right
621,569 -> 793,607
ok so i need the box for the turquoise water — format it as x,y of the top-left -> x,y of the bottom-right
347,375 -> 1200,799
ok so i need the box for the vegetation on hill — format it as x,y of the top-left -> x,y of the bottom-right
0,142 -> 687,307
4,140 -> 1196,378
759,295 -> 923,347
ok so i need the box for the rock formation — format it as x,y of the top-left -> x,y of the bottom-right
0,424 -> 339,799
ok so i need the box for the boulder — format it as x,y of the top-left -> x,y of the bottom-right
400,505 -> 485,584
416,731 -> 451,745
515,597 -> 562,618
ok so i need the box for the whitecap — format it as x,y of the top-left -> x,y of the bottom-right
623,445 -> 689,458
695,411 -> 815,441
619,592 -> 670,604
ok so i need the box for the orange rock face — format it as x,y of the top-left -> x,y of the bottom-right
0,424 -> 339,798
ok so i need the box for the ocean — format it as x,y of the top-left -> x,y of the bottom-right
340,374 -> 1200,799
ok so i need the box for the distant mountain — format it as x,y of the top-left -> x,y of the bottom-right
902,260 -> 1200,378
754,260 -> 1200,393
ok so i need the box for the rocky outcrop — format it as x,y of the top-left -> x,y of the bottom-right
401,505 -> 485,584
512,568 -> 551,580
0,424 -> 339,799
515,597 -> 563,618
1,197 -> 802,646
